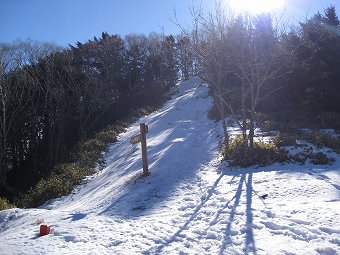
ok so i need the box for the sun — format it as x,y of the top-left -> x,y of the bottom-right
228,0 -> 285,15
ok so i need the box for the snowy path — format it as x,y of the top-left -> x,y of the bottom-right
0,78 -> 339,255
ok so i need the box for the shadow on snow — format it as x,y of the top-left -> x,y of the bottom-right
97,82 -> 218,218
144,159 -> 338,254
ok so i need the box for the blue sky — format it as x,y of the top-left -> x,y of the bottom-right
0,0 -> 339,47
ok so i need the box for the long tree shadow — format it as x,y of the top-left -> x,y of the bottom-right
144,159 -> 336,254
143,169 -> 259,255
218,174 -> 245,255
217,158 -> 339,254
245,173 -> 256,254
96,84 -> 218,217
145,172 -> 226,255
145,172 -> 251,255
218,173 -> 257,255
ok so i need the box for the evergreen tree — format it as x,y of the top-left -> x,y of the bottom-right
323,5 -> 340,26
297,6 -> 340,115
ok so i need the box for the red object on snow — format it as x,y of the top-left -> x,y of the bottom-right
40,224 -> 50,236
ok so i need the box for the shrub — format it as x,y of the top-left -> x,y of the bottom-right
18,175 -> 69,208
222,135 -> 287,167
314,134 -> 340,152
12,103 -> 159,209
287,147 -> 335,165
301,131 -> 340,153
317,112 -> 340,130
9,100 -> 161,209
76,139 -> 107,168
256,112 -> 307,133
257,118 -> 282,132
208,102 -> 222,120
272,132 -> 297,147
18,164 -> 94,208
125,107 -> 156,123
136,108 -> 150,117
95,130 -> 118,144
54,163 -> 94,186
289,152 -> 308,165
310,152 -> 335,165
0,198 -> 15,211
110,122 -> 129,133
80,139 -> 106,153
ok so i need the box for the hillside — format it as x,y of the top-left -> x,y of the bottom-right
0,78 -> 339,255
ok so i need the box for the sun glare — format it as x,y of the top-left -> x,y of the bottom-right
229,0 -> 285,15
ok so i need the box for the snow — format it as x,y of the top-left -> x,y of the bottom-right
0,77 -> 339,255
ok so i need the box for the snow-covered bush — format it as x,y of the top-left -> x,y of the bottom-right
222,135 -> 287,167
310,152 -> 335,165
0,198 -> 14,211
301,131 -> 340,153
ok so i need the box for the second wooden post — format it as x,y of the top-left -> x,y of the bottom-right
140,123 -> 149,176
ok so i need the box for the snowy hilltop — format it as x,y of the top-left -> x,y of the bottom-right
0,78 -> 339,255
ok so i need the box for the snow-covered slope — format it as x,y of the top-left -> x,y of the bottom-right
0,78 -> 339,255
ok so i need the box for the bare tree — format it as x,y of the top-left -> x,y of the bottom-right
228,13 -> 294,149
172,2 -> 234,145
0,47 -> 34,193
0,40 -> 60,193
174,1 -> 295,152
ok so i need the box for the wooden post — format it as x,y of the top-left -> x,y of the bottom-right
140,123 -> 149,176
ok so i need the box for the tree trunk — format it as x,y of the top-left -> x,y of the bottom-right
249,106 -> 255,150
0,88 -> 9,193
0,154 -> 17,196
219,96 -> 229,146
215,88 -> 229,147
241,78 -> 248,147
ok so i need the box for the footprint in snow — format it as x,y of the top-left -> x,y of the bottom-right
319,226 -> 340,235
64,235 -> 77,242
315,247 -> 338,255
